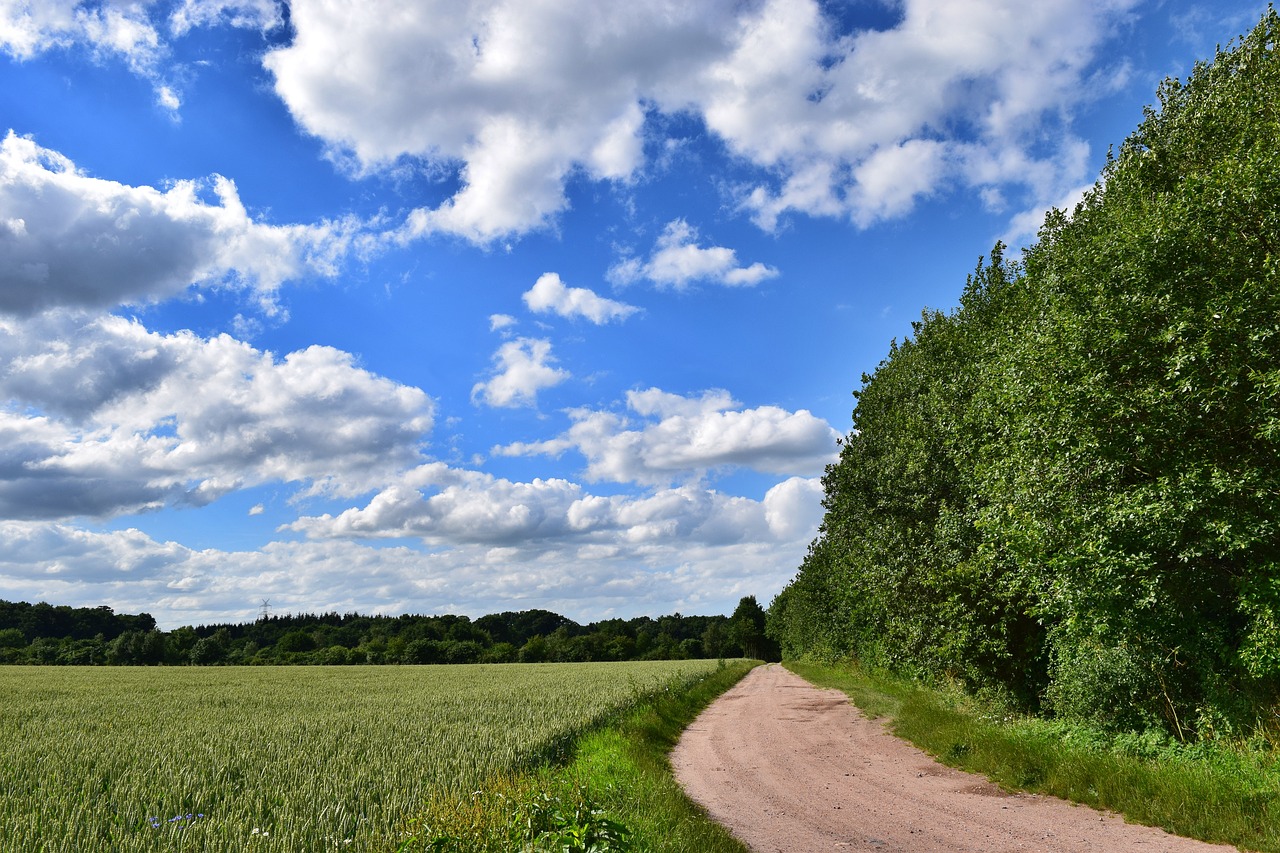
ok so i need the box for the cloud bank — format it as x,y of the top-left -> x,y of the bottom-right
0,312 -> 434,519
3,1 -> 1140,243
497,388 -> 839,485
264,0 -> 1136,242
0,132 -> 358,316
0,508 -> 821,628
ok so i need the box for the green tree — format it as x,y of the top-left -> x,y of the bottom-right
729,596 -> 775,660
700,619 -> 731,658
189,629 -> 230,665
770,9 -> 1280,733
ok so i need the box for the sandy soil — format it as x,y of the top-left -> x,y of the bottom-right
671,664 -> 1238,853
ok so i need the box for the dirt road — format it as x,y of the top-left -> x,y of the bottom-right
671,664 -> 1237,852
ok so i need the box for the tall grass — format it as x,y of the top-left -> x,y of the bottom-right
0,661 -> 722,852
789,660 -> 1280,852
542,659 -> 756,852
394,660 -> 756,853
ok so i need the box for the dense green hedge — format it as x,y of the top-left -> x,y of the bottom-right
770,9 -> 1280,737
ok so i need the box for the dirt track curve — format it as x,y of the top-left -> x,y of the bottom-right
671,664 -> 1237,853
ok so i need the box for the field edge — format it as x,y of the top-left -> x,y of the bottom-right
391,660 -> 759,852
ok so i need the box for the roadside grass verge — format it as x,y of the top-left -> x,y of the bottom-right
788,660 -> 1280,852
392,661 -> 756,852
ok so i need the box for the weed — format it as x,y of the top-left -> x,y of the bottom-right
399,779 -> 632,853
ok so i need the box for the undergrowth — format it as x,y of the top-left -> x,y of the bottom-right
789,660 -> 1280,852
395,776 -> 632,853
392,661 -> 756,853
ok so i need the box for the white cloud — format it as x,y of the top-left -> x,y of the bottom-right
287,462 -> 824,554
0,0 -> 160,65
724,0 -> 1137,229
0,0 -> 175,108
762,476 -> 825,540
1002,182 -> 1094,252
156,83 -> 181,111
522,272 -> 638,324
0,132 -> 361,316
169,0 -> 283,36
260,0 -> 1136,242
846,140 -> 949,227
627,387 -> 736,419
268,464 -> 825,626
0,508 -> 821,628
0,1 -> 286,109
0,311 -> 434,519
289,463 -> 583,544
266,0 -> 721,243
0,1 -> 1137,237
471,337 -> 569,408
488,313 -> 517,332
496,387 -> 839,485
607,220 -> 778,290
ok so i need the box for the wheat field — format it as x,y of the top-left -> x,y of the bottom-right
0,660 -> 721,852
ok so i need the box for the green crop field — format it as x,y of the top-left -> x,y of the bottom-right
0,660 -> 723,852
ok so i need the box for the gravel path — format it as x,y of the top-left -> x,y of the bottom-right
671,664 -> 1238,853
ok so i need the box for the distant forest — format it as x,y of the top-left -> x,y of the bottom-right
0,597 -> 775,666
768,11 -> 1280,736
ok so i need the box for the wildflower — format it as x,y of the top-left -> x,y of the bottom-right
162,812 -> 205,828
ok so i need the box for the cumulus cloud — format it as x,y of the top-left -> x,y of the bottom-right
608,220 -> 778,290
286,461 -> 824,559
265,0 -> 718,243
260,0 -> 1136,242
721,0 -> 1137,230
496,387 -> 839,485
522,272 -> 638,323
0,311 -> 434,519
0,502 -> 821,627
471,337 -> 569,408
289,463 -> 584,544
2,1 -> 1136,238
0,132 -> 361,316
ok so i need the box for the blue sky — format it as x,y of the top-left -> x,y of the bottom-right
0,0 -> 1264,628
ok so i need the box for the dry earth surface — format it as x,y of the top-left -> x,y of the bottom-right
671,664 -> 1239,853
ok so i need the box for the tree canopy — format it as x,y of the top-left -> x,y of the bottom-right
0,600 -> 759,667
769,9 -> 1280,736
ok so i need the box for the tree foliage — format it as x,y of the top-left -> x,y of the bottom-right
769,10 -> 1280,735
0,600 -> 755,666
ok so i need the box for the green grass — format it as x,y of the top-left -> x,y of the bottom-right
789,660 -> 1280,852
0,661 -> 729,852
394,660 -> 758,852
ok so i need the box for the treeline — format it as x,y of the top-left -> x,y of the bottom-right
0,596 -> 776,666
769,11 -> 1280,737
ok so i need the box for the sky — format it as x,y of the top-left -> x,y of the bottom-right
0,0 -> 1265,629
